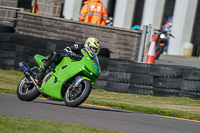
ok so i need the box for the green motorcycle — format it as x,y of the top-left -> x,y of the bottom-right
17,49 -> 101,107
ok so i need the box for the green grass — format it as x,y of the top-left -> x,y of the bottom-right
0,88 -> 16,95
0,69 -> 24,90
0,115 -> 122,133
86,90 -> 200,121
0,69 -> 200,121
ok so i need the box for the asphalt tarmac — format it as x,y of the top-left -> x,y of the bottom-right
1,93 -> 199,133
155,55 -> 200,68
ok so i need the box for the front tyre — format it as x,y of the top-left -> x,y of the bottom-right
17,77 -> 40,101
64,80 -> 92,107
155,46 -> 164,59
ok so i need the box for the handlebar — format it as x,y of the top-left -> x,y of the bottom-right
153,30 -> 175,38
154,29 -> 162,32
169,34 -> 175,38
63,48 -> 82,60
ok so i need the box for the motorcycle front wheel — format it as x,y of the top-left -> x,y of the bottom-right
156,46 -> 164,59
64,80 -> 92,107
17,77 -> 40,101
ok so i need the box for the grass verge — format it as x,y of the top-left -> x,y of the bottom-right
86,90 -> 200,121
0,115 -> 122,133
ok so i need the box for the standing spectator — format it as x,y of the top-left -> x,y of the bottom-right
162,17 -> 173,54
79,0 -> 108,25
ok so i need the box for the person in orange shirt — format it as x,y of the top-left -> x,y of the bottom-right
79,0 -> 108,25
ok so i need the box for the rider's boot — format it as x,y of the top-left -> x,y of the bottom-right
35,53 -> 55,81
35,52 -> 61,81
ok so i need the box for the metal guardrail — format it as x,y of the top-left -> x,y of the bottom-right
0,6 -> 23,23
0,6 -> 22,11
137,25 -> 148,63
0,16 -> 17,21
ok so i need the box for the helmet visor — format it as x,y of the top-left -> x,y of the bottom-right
90,47 -> 100,55
90,47 -> 97,53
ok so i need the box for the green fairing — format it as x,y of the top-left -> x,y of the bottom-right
34,54 -> 46,68
34,49 -> 100,100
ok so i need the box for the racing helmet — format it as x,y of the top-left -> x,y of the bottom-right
84,37 -> 101,57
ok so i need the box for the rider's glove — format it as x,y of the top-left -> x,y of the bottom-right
64,47 -> 72,53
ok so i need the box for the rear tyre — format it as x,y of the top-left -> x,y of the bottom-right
64,80 -> 92,107
17,77 -> 40,101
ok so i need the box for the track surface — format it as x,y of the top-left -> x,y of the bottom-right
0,93 -> 199,133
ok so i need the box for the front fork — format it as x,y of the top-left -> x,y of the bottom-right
74,76 -> 84,87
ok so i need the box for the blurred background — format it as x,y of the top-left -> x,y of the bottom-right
0,0 -> 199,57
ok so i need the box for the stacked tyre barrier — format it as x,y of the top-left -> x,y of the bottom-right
0,33 -> 109,71
181,69 -> 200,99
94,58 -> 200,99
0,33 -> 73,71
94,59 -> 154,95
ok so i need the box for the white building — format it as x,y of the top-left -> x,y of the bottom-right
1,0 -> 199,56
62,0 -> 200,57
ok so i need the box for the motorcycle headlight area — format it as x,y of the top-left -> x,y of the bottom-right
160,34 -> 166,39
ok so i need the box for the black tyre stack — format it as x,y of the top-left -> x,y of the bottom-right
0,33 -> 111,71
94,60 -> 154,95
98,48 -> 110,58
93,57 -> 109,90
0,24 -> 14,33
94,58 -> 132,92
105,59 -> 132,93
127,63 -> 153,95
150,64 -> 186,97
94,59 -> 200,99
12,34 -> 48,70
181,69 -> 200,99
150,65 -> 199,97
0,34 -> 16,70
0,33 -> 82,70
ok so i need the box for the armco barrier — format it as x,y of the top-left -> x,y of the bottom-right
0,33 -> 199,99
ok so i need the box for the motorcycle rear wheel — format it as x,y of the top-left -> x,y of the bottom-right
17,77 -> 40,101
64,80 -> 92,107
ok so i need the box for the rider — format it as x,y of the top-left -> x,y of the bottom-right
162,17 -> 173,54
35,37 -> 101,81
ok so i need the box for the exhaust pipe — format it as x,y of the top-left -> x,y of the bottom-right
19,62 -> 41,91
19,62 -> 32,78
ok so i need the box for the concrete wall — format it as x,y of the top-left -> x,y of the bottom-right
15,11 -> 141,61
